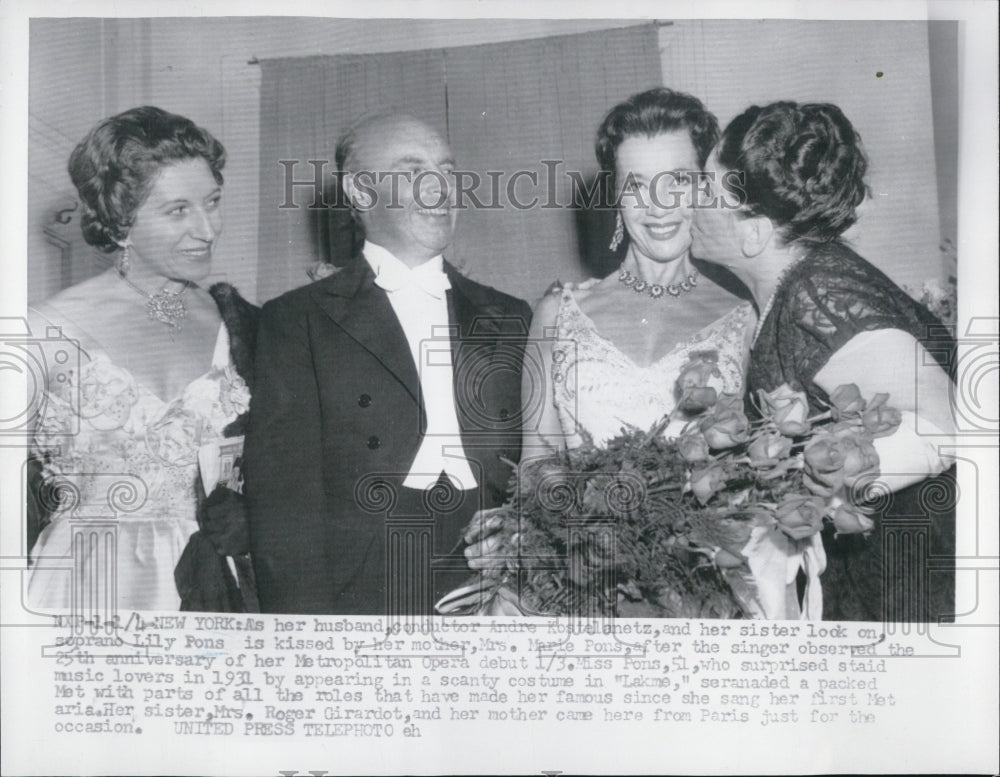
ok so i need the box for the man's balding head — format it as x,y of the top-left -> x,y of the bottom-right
336,112 -> 438,176
337,112 -> 458,267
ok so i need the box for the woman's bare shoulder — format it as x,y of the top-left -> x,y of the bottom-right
34,272 -> 121,323
30,272 -> 134,358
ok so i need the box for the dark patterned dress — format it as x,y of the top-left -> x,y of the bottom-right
746,241 -> 956,623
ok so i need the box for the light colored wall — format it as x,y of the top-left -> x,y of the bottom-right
29,18 -> 950,305
660,20 -> 946,295
148,18 -> 653,304
927,20 -> 959,249
29,18 -> 647,304
28,19 -> 156,302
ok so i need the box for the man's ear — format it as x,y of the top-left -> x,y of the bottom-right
741,214 -> 776,257
341,173 -> 374,210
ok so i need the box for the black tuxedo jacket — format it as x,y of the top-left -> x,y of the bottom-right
244,256 -> 532,614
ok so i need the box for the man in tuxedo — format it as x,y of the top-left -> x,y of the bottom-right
244,113 -> 532,615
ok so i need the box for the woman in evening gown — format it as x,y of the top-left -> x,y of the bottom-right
459,88 -> 760,614
691,101 -> 956,622
27,106 -> 252,612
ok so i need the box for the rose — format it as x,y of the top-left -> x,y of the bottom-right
826,420 -> 863,435
830,503 -> 876,536
803,430 -> 880,494
715,392 -> 744,412
677,386 -> 718,414
714,516 -> 755,555
758,383 -> 811,436
802,433 -> 845,488
698,406 -> 750,449
836,430 -> 880,480
747,431 -> 794,468
861,393 -> 903,438
700,410 -> 750,449
677,432 -> 711,463
675,352 -> 720,390
674,353 -> 722,413
829,383 -> 867,421
689,463 -> 726,504
774,495 -> 826,540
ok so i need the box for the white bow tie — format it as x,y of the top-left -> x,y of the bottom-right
373,263 -> 452,299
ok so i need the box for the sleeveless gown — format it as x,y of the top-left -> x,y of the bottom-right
27,324 -> 250,612
549,280 -> 753,446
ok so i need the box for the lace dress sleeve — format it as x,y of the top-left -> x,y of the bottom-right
752,243 -> 955,412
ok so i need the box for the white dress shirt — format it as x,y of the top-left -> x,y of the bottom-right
363,241 -> 476,491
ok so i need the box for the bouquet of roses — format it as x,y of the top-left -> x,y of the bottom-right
436,352 -> 902,619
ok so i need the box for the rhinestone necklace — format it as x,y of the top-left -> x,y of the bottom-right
118,271 -> 190,330
618,267 -> 699,299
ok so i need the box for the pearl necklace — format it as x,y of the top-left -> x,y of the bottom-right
118,271 -> 191,330
618,267 -> 699,299
750,256 -> 808,346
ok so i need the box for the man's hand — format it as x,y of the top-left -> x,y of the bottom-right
463,507 -> 515,572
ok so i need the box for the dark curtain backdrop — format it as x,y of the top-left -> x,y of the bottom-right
258,50 -> 447,303
257,24 -> 661,304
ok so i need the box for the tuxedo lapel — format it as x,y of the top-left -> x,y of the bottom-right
444,261 -> 504,341
310,257 -> 420,402
444,262 -> 505,440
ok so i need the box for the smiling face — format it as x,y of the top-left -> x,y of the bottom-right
690,149 -> 748,266
614,130 -> 699,265
126,157 -> 222,283
348,117 -> 457,266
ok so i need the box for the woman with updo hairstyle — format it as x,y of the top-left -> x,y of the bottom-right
712,102 -> 870,244
69,105 -> 226,254
692,101 -> 956,622
463,88 -> 759,615
517,87 -> 756,456
28,106 -> 259,612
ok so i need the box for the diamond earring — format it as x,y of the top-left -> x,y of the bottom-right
609,212 -> 624,252
117,244 -> 131,275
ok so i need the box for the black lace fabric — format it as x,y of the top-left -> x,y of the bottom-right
748,241 -> 954,413
747,241 -> 956,622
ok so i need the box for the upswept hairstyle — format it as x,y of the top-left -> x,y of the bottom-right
716,101 -> 869,243
68,105 -> 226,252
595,87 -> 720,189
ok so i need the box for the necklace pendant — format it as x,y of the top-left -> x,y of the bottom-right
146,290 -> 188,330
118,269 -> 190,330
